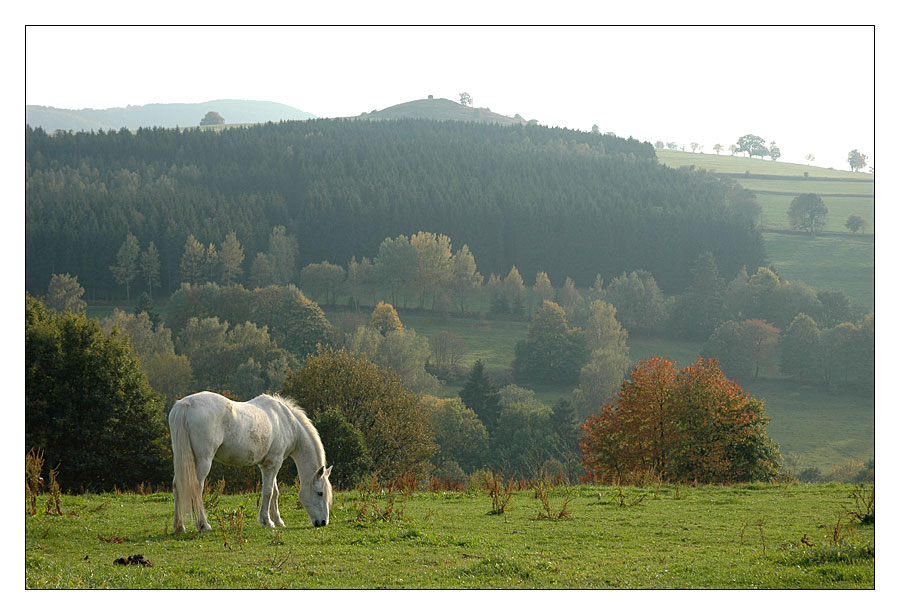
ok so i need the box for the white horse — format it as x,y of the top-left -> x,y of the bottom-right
168,391 -> 333,533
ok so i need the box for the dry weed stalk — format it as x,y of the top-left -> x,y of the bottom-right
26,448 -> 45,516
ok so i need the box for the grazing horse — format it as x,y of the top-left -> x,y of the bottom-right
168,391 -> 332,533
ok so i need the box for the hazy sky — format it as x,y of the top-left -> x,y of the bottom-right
25,25 -> 874,170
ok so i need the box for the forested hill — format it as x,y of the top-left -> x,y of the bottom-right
25,119 -> 765,298
25,100 -> 316,132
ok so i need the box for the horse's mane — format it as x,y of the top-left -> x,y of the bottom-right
268,394 -> 325,462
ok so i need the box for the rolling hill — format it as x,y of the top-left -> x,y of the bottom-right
25,99 -> 316,132
354,97 -> 528,125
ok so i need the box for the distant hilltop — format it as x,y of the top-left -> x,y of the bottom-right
25,99 -> 317,132
354,96 -> 529,125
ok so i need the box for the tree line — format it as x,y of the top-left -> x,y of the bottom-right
26,118 -> 765,300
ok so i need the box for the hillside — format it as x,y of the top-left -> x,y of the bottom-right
28,119 -> 762,299
25,99 -> 316,132
654,149 -> 875,312
355,97 -> 527,125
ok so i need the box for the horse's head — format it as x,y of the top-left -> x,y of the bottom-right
300,464 -> 333,527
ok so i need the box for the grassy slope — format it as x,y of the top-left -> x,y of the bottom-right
25,483 -> 873,589
657,149 -> 875,312
654,149 -> 869,179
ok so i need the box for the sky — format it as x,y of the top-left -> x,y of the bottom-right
23,24 -> 875,171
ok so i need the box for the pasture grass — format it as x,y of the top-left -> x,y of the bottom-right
762,232 -> 874,311
655,149 -> 868,179
756,194 -> 874,234
24,482 -> 873,589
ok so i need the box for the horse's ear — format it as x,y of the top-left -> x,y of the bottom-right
315,465 -> 325,478
324,465 -> 333,478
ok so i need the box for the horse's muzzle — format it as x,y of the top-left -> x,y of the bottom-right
314,519 -> 328,527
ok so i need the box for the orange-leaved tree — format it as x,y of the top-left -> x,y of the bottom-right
580,356 -> 781,484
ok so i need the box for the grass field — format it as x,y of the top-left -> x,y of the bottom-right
24,482 -> 874,589
655,149 -> 868,179
762,233 -> 874,311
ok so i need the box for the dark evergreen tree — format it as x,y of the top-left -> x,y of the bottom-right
26,294 -> 170,491
459,360 -> 502,435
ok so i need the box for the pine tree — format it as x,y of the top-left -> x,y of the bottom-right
459,360 -> 501,435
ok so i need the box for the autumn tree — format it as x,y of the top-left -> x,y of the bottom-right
266,226 -> 299,285
46,273 -> 86,314
369,301 -> 403,335
179,234 -> 206,285
448,245 -> 483,315
788,193 -> 828,237
281,347 -> 438,483
410,231 -> 453,310
218,231 -> 244,285
533,271 -> 555,310
110,232 -> 140,299
139,241 -> 161,296
580,357 -> 781,484
375,235 -> 417,308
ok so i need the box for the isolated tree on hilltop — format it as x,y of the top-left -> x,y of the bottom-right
713,144 -> 723,155
847,149 -> 868,172
736,134 -> 766,158
768,141 -> 781,161
459,92 -> 472,107
200,111 -> 224,126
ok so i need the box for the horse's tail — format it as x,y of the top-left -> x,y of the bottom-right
169,400 -> 203,530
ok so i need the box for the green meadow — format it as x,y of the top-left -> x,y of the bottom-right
25,482 -> 874,589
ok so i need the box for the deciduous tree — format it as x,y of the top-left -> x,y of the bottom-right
281,347 -> 438,482
580,356 -> 780,484
110,232 -> 140,299
788,193 -> 828,237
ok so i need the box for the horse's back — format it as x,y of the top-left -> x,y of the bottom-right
172,392 -> 284,467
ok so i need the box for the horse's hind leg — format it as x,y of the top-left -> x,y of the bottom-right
194,456 -> 214,532
172,476 -> 187,533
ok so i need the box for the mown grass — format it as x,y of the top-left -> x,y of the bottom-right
24,482 -> 873,589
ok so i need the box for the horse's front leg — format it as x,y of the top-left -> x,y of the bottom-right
257,461 -> 281,528
269,480 -> 286,527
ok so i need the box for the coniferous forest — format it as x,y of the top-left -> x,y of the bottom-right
26,119 -> 765,299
